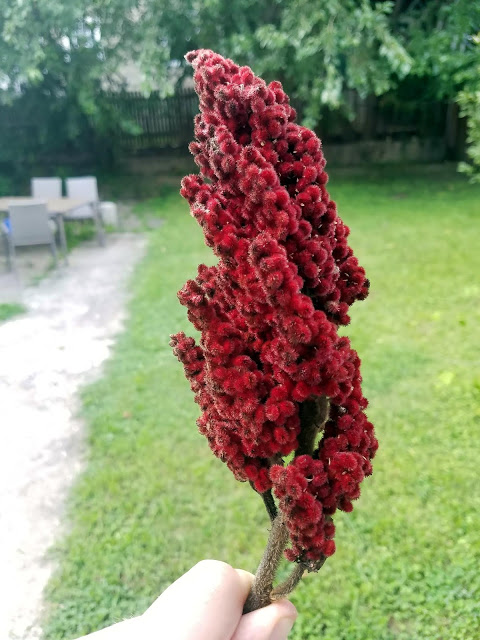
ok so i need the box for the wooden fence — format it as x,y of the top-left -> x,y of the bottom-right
106,88 -> 199,150
0,87 -> 459,168
107,87 -> 450,151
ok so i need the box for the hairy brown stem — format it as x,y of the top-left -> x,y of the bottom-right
271,564 -> 305,600
243,515 -> 289,613
245,395 -> 330,613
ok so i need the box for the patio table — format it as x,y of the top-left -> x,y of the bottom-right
0,197 -> 98,262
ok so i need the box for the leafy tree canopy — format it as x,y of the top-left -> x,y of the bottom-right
0,0 -> 139,169
2,1 -> 477,114
0,0 -> 136,94
138,0 -> 413,126
0,0 -> 479,174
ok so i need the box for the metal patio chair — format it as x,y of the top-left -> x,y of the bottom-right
3,202 -> 58,272
31,177 -> 62,199
65,176 -> 105,245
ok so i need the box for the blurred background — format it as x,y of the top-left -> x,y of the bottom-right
0,0 -> 479,194
1,3 -> 480,640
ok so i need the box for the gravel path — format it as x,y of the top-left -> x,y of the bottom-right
0,233 -> 147,639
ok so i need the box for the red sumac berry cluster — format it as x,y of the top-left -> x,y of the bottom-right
171,50 -> 377,565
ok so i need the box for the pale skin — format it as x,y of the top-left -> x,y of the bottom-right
76,560 -> 298,640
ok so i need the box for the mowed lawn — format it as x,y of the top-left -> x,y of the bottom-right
44,168 -> 480,640
0,303 -> 26,323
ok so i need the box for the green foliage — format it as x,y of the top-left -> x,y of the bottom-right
0,0 -> 140,179
401,1 -> 480,179
138,0 -> 413,124
138,0 -> 479,129
458,86 -> 480,181
231,0 -> 412,126
0,303 -> 26,322
43,168 -> 480,640
0,174 -> 13,196
0,0 -> 136,98
402,0 -> 480,101
457,35 -> 480,181
119,0 -> 480,179
1,0 -> 480,177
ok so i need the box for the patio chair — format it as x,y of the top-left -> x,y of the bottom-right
65,176 -> 105,245
31,177 -> 62,199
3,202 -> 58,272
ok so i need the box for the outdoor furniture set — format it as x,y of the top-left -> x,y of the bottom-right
0,176 -> 117,272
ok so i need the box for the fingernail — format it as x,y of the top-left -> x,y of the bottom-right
270,617 -> 295,640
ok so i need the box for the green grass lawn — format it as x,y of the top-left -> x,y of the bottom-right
0,302 -> 26,322
44,167 -> 480,640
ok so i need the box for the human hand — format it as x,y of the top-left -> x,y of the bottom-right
78,560 -> 297,640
